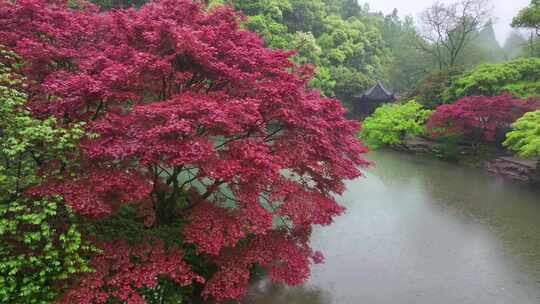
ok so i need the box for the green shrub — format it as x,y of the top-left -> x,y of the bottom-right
412,67 -> 464,108
431,135 -> 460,161
0,197 -> 95,303
504,110 -> 540,159
359,100 -> 433,149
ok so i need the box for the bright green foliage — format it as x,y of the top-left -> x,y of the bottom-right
1,46 -> 90,303
317,14 -> 389,103
359,101 -> 433,149
232,0 -> 293,49
444,58 -> 540,102
504,110 -> 540,159
282,0 -> 327,35
310,66 -> 336,96
231,0 -> 390,104
289,31 -> 322,64
0,197 -> 95,303
512,0 -> 540,32
0,48 -> 85,199
206,0 -> 225,10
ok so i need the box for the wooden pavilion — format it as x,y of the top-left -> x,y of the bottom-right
351,81 -> 396,118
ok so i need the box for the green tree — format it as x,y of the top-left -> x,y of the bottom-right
318,14 -> 389,104
359,100 -> 433,149
443,57 -> 540,102
512,0 -> 540,56
417,0 -> 492,70
412,67 -> 464,108
323,0 -> 366,19
382,11 -> 433,95
289,31 -> 322,64
231,0 -> 391,105
503,31 -> 528,60
283,0 -> 327,35
462,22 -> 505,65
504,110 -> 540,159
232,0 -> 293,49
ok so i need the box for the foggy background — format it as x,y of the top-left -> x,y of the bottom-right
364,0 -> 530,44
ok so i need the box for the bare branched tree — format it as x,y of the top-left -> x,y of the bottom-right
417,0 -> 493,70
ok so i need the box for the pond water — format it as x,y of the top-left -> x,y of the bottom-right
244,150 -> 540,304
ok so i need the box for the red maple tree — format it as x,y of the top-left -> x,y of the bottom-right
427,94 -> 538,143
0,0 -> 369,302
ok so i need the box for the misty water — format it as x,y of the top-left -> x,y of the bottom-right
244,150 -> 540,304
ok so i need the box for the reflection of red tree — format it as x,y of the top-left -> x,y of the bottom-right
428,94 -> 538,142
0,0 -> 369,301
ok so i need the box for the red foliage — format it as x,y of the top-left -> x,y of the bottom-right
202,230 -> 322,302
28,169 -> 153,217
427,94 -> 538,142
0,0 -> 369,301
57,239 -> 204,304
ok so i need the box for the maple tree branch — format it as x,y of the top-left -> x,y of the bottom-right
260,194 -> 294,233
179,171 -> 199,190
91,101 -> 104,121
215,130 -> 253,150
263,127 -> 284,142
15,152 -> 22,195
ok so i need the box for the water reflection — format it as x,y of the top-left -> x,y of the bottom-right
244,277 -> 331,304
245,150 -> 540,304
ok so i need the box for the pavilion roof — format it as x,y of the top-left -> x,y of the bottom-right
355,81 -> 395,101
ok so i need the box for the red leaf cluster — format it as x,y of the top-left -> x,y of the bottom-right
28,169 -> 152,217
0,0 -> 369,301
57,239 -> 204,304
202,230 -> 320,302
427,94 -> 538,142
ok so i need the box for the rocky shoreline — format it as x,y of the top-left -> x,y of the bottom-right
393,137 -> 539,184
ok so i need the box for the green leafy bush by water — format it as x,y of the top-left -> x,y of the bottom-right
504,110 -> 540,159
359,101 -> 433,149
444,58 -> 540,102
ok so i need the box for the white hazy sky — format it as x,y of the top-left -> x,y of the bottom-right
363,0 -> 530,44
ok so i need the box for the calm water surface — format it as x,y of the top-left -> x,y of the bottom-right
244,150 -> 540,304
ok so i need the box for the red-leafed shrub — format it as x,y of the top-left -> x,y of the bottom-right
57,239 -> 205,304
427,94 -> 538,144
0,0 -> 369,302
